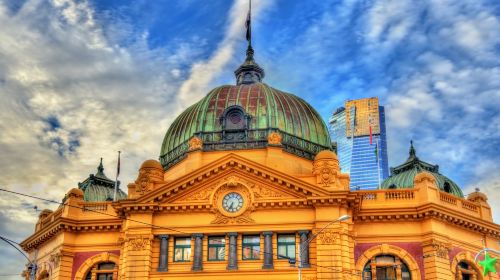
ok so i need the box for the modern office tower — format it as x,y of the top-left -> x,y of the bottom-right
329,97 -> 389,190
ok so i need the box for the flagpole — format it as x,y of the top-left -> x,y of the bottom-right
113,151 -> 121,201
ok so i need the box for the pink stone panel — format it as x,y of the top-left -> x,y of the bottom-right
354,242 -> 424,280
71,250 -> 120,279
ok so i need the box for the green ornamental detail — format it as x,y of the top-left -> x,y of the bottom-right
380,141 -> 464,197
77,158 -> 127,202
479,252 -> 497,276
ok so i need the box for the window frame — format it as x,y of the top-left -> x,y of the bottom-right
174,237 -> 192,262
277,234 -> 296,260
207,236 -> 226,261
242,235 -> 261,260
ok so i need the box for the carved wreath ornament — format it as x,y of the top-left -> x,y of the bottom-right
129,237 -> 150,251
267,132 -> 282,145
210,176 -> 255,224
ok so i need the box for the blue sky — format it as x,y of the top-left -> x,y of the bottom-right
0,0 -> 499,278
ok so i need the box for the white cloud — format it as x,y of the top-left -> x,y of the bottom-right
177,0 -> 274,107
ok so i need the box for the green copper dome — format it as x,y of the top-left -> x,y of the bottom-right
380,142 -> 463,197
160,42 -> 332,169
160,83 -> 332,169
77,159 -> 127,202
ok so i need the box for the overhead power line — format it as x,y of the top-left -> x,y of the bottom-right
0,188 -> 361,276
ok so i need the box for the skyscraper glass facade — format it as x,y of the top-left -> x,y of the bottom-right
329,98 -> 389,190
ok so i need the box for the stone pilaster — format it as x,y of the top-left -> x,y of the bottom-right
227,232 -> 238,270
192,233 -> 203,271
157,235 -> 168,272
298,230 -> 311,268
422,239 -> 452,280
262,231 -> 274,269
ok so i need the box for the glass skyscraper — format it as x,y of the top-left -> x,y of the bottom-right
329,98 -> 389,190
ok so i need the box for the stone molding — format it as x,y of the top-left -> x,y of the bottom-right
355,244 -> 422,280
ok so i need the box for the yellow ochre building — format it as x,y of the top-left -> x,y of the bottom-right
21,25 -> 500,280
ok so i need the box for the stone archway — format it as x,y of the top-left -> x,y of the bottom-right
74,252 -> 119,280
355,244 -> 422,280
450,251 -> 483,280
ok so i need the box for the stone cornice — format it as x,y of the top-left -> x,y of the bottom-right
355,202 -> 500,238
21,217 -> 123,251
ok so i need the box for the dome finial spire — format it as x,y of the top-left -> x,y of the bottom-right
409,140 -> 416,159
96,157 -> 105,176
234,0 -> 265,85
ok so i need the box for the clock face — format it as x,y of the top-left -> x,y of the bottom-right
222,192 -> 244,213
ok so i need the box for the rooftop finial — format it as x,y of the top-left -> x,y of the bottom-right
409,140 -> 416,159
97,157 -> 104,175
235,0 -> 265,85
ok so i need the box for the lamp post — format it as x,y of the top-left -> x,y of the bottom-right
0,236 -> 37,280
294,214 -> 351,280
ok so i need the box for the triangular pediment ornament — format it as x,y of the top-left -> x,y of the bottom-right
135,153 -> 331,204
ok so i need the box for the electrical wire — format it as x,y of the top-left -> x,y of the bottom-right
0,188 -> 362,276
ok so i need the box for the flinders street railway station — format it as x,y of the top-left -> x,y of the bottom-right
19,15 -> 500,280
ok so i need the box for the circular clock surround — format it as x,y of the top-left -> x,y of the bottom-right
215,188 -> 249,217
222,192 -> 244,213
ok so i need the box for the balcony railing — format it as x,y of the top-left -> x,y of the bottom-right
160,128 -> 331,169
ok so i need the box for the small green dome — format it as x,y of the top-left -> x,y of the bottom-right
380,142 -> 463,197
77,159 -> 127,202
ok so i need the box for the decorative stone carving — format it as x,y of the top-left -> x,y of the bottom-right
130,159 -> 164,197
210,176 -> 255,224
317,229 -> 339,244
49,251 -> 61,268
267,132 -> 282,145
313,150 -> 349,191
188,136 -> 203,151
252,185 -> 285,198
432,242 -> 450,259
129,237 -> 150,251
136,172 -> 151,195
178,186 -> 215,202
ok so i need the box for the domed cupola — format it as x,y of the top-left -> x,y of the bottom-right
380,141 -> 463,197
160,20 -> 332,169
77,158 -> 127,201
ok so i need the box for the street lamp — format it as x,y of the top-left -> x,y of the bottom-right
292,214 -> 351,280
0,236 -> 37,280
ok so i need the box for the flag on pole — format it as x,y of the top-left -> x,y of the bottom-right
116,151 -> 121,177
113,151 -> 121,201
245,0 -> 251,43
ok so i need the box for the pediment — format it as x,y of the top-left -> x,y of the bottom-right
135,153 -> 331,205
164,170 -> 307,205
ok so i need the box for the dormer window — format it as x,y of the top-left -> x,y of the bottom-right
220,105 -> 251,131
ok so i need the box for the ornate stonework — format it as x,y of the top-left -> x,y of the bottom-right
178,186 -> 215,202
128,236 -> 150,251
313,160 -> 340,189
210,176 -> 255,223
432,242 -> 450,259
252,185 -> 286,198
317,230 -> 339,244
188,136 -> 203,151
136,172 -> 151,195
267,132 -> 282,145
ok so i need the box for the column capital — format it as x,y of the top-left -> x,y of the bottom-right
157,234 -> 169,239
228,232 -> 238,237
298,230 -> 310,236
191,233 -> 203,238
262,231 -> 273,236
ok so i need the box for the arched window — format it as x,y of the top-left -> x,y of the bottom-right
388,184 -> 397,189
84,262 -> 116,280
456,261 -> 479,280
220,105 -> 251,131
444,182 -> 451,193
362,255 -> 411,280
